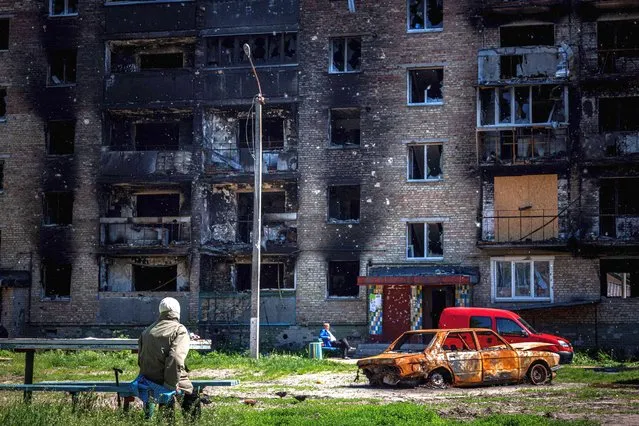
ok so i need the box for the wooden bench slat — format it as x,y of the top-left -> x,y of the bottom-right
0,379 -> 239,393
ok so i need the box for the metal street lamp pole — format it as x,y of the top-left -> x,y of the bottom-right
244,43 -> 265,359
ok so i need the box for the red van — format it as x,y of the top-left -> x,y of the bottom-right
439,307 -> 573,364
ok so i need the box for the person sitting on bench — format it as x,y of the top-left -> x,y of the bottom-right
137,297 -> 200,419
319,322 -> 355,359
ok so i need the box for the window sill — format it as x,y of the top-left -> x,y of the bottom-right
46,83 -> 76,88
326,296 -> 360,300
478,123 -> 568,129
327,144 -> 360,150
494,298 -> 552,303
41,297 -> 71,302
406,256 -> 444,261
327,220 -> 360,225
48,13 -> 79,18
407,178 -> 443,183
407,28 -> 443,34
202,63 -> 298,71
328,70 -> 361,75
407,102 -> 443,107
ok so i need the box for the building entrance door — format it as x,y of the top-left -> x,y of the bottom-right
382,285 -> 411,342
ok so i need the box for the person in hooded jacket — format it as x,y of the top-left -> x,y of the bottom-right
138,297 -> 200,419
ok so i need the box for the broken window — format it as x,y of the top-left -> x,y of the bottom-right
598,20 -> 639,74
50,0 -> 77,16
408,68 -> 443,105
408,0 -> 443,31
329,37 -> 361,73
235,263 -> 291,291
135,122 -> 180,150
492,258 -> 552,300
206,33 -> 297,67
408,144 -> 442,181
47,120 -> 75,155
133,265 -> 177,291
601,260 -> 639,298
48,50 -> 77,86
43,192 -> 73,225
139,53 -> 184,70
0,19 -> 9,50
599,178 -> 639,238
237,192 -> 285,243
136,193 -> 180,217
328,185 -> 360,222
500,25 -> 554,48
599,97 -> 639,132
330,108 -> 360,146
42,263 -> 71,299
478,85 -> 566,126
407,222 -> 443,258
328,260 -> 359,297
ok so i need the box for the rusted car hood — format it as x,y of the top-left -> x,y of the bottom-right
510,341 -> 553,351
356,352 -> 417,367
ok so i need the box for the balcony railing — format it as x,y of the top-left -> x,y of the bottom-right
599,214 -> 639,241
104,1 -> 196,34
208,148 -> 298,174
478,46 -> 571,84
480,210 -> 564,243
237,213 -> 297,246
478,127 -> 568,165
597,48 -> 639,74
105,70 -> 194,105
100,217 -> 191,247
100,151 -> 193,178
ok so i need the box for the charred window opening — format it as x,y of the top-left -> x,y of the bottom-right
136,194 -> 180,217
599,97 -> 639,132
42,263 -> 71,299
500,25 -> 554,47
407,222 -> 443,258
328,185 -> 360,222
237,192 -> 285,243
408,0 -> 443,31
206,33 -> 297,67
328,260 -> 359,298
0,19 -> 9,50
601,260 -> 639,298
408,68 -> 443,105
0,160 -> 4,191
492,258 -> 552,300
135,122 -> 180,150
479,85 -> 566,126
408,144 -> 442,181
500,55 -> 524,79
50,0 -> 77,16
133,264 -> 177,291
599,178 -> 639,239
43,192 -> 73,225
235,263 -> 290,291
0,88 -> 5,120
48,50 -> 76,86
238,118 -> 284,150
47,120 -> 75,155
329,37 -> 361,73
139,53 -> 184,70
598,20 -> 639,74
330,108 -> 360,146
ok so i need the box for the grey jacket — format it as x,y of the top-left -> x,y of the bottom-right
138,311 -> 193,394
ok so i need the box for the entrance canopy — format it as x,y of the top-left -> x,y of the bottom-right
357,265 -> 479,286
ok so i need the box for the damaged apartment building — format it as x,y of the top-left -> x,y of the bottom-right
1,0 -> 639,355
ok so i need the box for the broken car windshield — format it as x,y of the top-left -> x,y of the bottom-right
389,332 -> 436,352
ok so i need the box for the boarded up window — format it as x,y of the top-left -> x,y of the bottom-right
493,175 -> 558,242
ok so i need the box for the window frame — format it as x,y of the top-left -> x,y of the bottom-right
235,262 -> 294,292
0,18 -> 9,51
47,50 -> 77,87
407,67 -> 444,106
42,263 -> 72,300
327,260 -> 360,299
329,36 -> 362,74
205,32 -> 297,69
43,191 -> 74,226
407,0 -> 444,33
604,272 -> 635,299
49,0 -> 78,17
46,120 -> 76,156
406,221 -> 444,260
491,256 -> 554,302
407,143 -> 443,181
329,107 -> 361,147
327,184 -> 361,223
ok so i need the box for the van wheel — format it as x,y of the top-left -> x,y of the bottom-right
527,363 -> 550,385
427,369 -> 451,389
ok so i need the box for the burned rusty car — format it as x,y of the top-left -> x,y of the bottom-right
357,328 -> 560,387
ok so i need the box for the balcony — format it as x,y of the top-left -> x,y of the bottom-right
207,148 -> 298,176
479,210 -> 569,246
478,127 -> 568,166
100,151 -> 193,181
478,0 -> 569,16
582,131 -> 639,160
104,1 -> 196,35
100,217 -> 191,248
237,213 -> 297,251
201,68 -> 298,102
105,70 -> 194,106
478,46 -> 571,85
200,0 -> 298,33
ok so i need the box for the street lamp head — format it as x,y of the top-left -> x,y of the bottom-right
243,43 -> 251,59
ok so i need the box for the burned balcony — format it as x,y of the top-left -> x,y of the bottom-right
479,210 -> 569,245
202,68 -> 298,102
478,127 -> 568,166
583,20 -> 639,77
100,151 -> 194,181
237,213 -> 298,248
478,46 -> 572,84
104,1 -> 196,35
100,217 -> 191,248
105,70 -> 194,106
582,97 -> 639,160
593,178 -> 639,242
478,0 -> 569,16
209,148 -> 298,176
200,0 -> 299,33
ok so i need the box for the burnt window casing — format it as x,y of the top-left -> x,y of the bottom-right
599,178 -> 639,238
50,0 -> 77,16
328,260 -> 359,298
597,20 -> 639,73
43,192 -> 73,225
0,160 -> 4,191
408,68 -> 443,105
133,264 -> 177,291
478,85 -> 567,127
330,108 -> 360,146
408,144 -> 442,181
0,19 -> 9,50
136,194 -> 180,217
135,122 -> 180,150
500,25 -> 555,47
407,222 -> 443,258
0,88 -> 7,120
599,97 -> 639,132
48,50 -> 77,86
47,120 -> 75,155
237,192 -> 285,243
408,0 -> 443,31
235,263 -> 291,291
139,53 -> 184,70
42,264 -> 71,299
206,33 -> 297,67
328,185 -> 360,222
329,37 -> 361,73
238,118 -> 285,150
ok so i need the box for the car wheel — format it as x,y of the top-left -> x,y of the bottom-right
527,363 -> 550,385
427,369 -> 450,389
